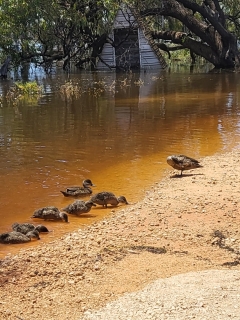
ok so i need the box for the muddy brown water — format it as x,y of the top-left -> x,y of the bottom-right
0,66 -> 240,258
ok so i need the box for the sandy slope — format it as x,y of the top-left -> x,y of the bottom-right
1,149 -> 240,319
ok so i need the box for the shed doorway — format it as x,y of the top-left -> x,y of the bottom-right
114,28 -> 140,70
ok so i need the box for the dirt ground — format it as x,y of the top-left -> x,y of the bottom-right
1,149 -> 240,319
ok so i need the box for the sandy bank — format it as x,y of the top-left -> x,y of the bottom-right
1,149 -> 240,319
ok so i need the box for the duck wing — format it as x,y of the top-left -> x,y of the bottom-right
104,195 -> 119,206
180,155 -> 202,169
61,187 -> 81,197
90,191 -> 115,205
66,186 -> 82,192
171,155 -> 202,170
180,155 -> 200,164
61,187 -> 92,197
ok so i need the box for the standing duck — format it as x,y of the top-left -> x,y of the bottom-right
32,206 -> 68,222
167,154 -> 203,176
90,192 -> 129,208
60,179 -> 95,197
62,200 -> 96,216
0,230 -> 40,244
12,222 -> 49,234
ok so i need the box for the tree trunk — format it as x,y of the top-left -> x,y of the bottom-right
0,56 -> 11,78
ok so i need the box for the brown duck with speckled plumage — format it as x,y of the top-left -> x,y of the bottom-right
12,222 -> 49,234
0,230 -> 40,244
167,155 -> 203,176
60,179 -> 95,197
63,200 -> 96,216
32,206 -> 68,222
90,192 -> 129,208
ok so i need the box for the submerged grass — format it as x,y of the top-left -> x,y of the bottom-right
59,80 -> 82,100
6,81 -> 43,105
58,76 -> 147,102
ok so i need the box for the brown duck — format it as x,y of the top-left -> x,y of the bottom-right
32,206 -> 68,222
0,230 -> 40,244
12,222 -> 49,234
167,154 -> 203,176
63,200 -> 96,216
90,192 -> 129,208
60,179 -> 95,197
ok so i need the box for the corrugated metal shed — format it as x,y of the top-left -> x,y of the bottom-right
97,5 -> 167,70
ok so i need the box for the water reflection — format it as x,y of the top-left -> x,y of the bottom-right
1,67 -> 240,257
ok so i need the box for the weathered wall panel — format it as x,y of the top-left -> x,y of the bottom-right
138,29 -> 161,68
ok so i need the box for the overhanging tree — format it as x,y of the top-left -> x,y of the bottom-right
138,0 -> 240,68
0,0 -> 239,70
0,0 -> 117,71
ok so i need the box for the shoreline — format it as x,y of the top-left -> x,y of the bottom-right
1,149 -> 240,319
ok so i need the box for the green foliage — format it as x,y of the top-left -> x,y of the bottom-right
169,49 -> 191,64
15,81 -> 42,95
0,0 -> 119,69
6,81 -> 42,105
222,0 -> 240,37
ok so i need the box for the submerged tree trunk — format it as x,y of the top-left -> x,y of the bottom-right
0,56 -> 11,78
141,0 -> 240,69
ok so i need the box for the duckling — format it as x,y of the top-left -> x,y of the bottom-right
167,154 -> 203,176
60,179 -> 95,197
12,222 -> 49,234
0,230 -> 40,244
63,200 -> 96,216
90,192 -> 129,208
90,191 -> 115,206
32,206 -> 68,222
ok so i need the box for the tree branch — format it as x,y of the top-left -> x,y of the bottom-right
152,30 -> 220,65
141,0 -> 233,50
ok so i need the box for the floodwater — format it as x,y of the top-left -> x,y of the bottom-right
1,65 -> 240,258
